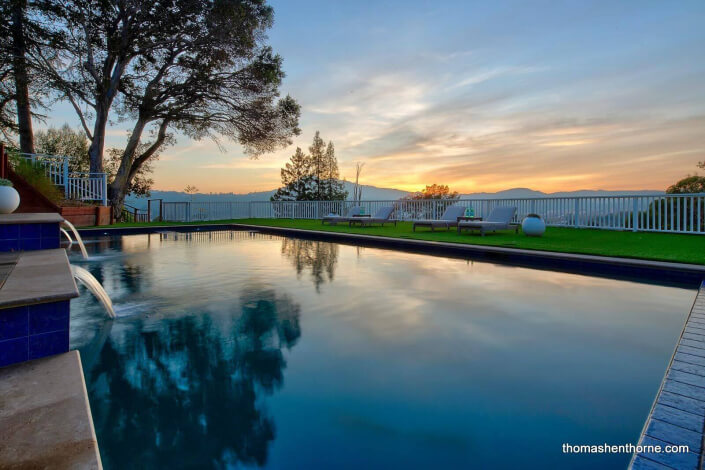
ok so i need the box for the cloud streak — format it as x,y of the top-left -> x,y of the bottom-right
41,0 -> 705,194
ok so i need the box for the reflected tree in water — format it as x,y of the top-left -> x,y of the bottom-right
281,238 -> 339,291
82,285 -> 301,469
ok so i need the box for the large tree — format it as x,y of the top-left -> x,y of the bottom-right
1,0 -> 53,147
272,132 -> 347,202
36,0 -> 169,173
308,131 -> 326,200
10,0 -> 34,153
0,25 -> 18,141
271,147 -> 313,201
321,141 -> 347,200
39,0 -> 299,210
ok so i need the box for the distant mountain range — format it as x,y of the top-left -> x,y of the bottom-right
125,181 -> 409,208
125,183 -> 663,210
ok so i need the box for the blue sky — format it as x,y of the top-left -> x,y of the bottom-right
44,0 -> 705,193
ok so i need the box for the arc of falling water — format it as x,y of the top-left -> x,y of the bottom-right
60,227 -> 73,244
71,265 -> 116,319
61,220 -> 88,259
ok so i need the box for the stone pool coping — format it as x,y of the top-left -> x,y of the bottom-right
0,213 -> 64,225
0,249 -> 78,308
79,223 -> 705,288
630,282 -> 705,469
0,350 -> 102,469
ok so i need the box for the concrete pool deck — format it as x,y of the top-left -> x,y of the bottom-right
630,281 -> 705,469
0,350 -> 102,469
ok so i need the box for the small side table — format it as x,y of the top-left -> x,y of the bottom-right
457,216 -> 483,222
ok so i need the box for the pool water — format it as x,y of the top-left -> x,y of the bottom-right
69,230 -> 693,469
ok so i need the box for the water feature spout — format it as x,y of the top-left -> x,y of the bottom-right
71,265 -> 116,319
60,227 -> 73,244
61,220 -> 88,259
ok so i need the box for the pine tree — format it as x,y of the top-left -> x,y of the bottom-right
271,147 -> 314,201
309,131 -> 326,200
273,132 -> 348,202
323,141 -> 347,200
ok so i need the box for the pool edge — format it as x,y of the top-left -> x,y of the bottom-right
78,223 -> 705,288
630,282 -> 705,469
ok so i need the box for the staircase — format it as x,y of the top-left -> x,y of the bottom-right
1,144 -> 111,226
1,145 -> 107,206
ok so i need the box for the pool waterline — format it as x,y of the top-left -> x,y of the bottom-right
70,230 -> 694,469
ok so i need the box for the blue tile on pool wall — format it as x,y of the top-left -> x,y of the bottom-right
0,306 -> 28,341
19,238 -> 41,251
0,239 -> 19,252
40,237 -> 60,249
19,223 -> 42,238
29,301 -> 69,335
29,330 -> 69,360
40,223 -> 59,238
0,224 -> 19,240
0,337 -> 28,367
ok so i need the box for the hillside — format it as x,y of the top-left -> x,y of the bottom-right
126,183 -> 664,210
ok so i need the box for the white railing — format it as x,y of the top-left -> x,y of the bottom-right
65,173 -> 108,205
161,194 -> 705,234
14,152 -> 108,205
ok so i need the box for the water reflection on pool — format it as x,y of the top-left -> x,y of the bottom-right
70,230 -> 693,469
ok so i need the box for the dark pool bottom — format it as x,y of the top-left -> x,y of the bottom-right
69,230 -> 694,469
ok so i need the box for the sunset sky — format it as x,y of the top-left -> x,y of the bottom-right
44,0 -> 705,194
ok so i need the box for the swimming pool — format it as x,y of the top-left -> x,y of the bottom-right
70,230 -> 694,469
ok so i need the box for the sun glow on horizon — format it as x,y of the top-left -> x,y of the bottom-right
42,0 -> 705,196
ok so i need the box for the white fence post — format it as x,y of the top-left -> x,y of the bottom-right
632,197 -> 638,232
159,194 -> 705,234
102,174 -> 107,206
63,158 -> 69,198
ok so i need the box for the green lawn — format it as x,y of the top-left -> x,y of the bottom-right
92,218 -> 705,265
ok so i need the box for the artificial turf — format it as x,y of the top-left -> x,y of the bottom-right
92,218 -> 705,265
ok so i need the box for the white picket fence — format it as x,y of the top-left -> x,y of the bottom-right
161,194 -> 705,234
16,153 -> 107,205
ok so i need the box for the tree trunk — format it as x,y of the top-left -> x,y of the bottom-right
107,183 -> 127,220
107,118 -> 146,211
87,58 -> 127,174
107,117 -> 168,213
10,0 -> 34,154
87,101 -> 110,173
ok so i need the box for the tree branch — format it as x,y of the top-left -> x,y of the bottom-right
131,118 -> 170,172
66,92 -> 93,140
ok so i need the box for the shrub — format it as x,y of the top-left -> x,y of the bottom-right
666,175 -> 705,194
0,178 -> 13,187
9,156 -> 63,204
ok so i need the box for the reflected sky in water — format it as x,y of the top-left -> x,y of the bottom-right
69,230 -> 694,469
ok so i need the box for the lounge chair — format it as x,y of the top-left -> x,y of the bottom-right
412,205 -> 467,231
322,205 -> 362,225
457,206 -> 518,236
349,206 -> 397,227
